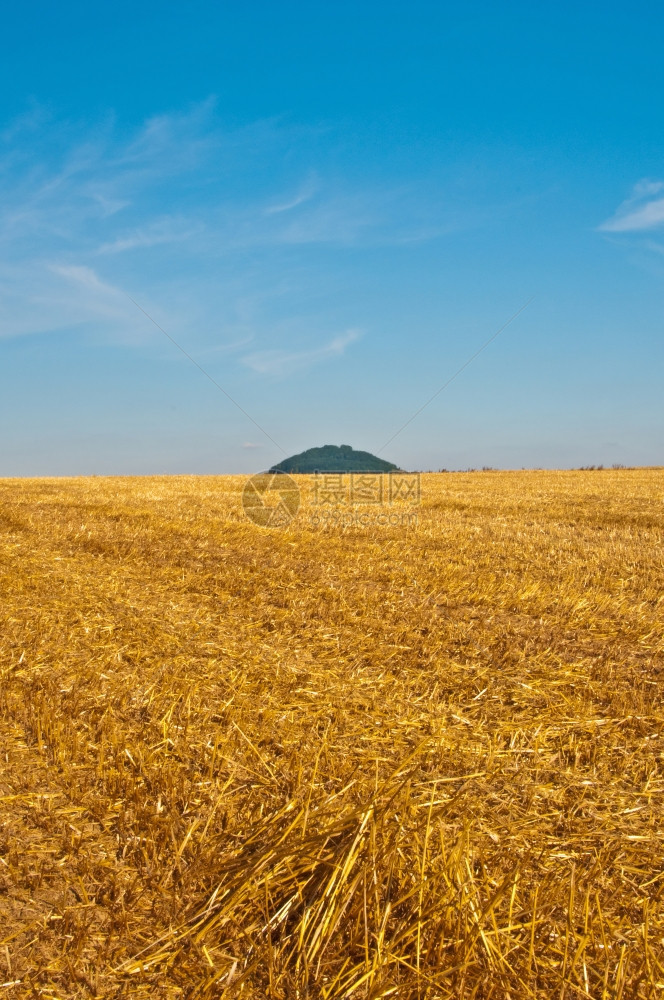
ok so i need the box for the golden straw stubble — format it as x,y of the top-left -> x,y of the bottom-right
0,469 -> 662,998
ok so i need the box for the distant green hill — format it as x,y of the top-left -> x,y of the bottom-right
269,444 -> 400,474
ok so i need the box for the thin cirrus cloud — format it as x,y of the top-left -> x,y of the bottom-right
50,263 -> 123,298
265,176 -> 319,215
44,263 -> 162,342
46,262 -> 248,351
96,219 -> 202,255
241,328 -> 361,377
599,179 -> 664,232
0,102 -> 446,374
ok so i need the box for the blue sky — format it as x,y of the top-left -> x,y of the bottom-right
1,1 -> 662,474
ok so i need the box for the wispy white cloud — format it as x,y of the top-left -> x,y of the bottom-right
0,104 -> 263,343
0,102 -> 450,364
50,263 -> 123,297
96,218 -> 201,254
262,195 -> 377,245
265,175 -> 318,215
89,192 -> 131,218
241,328 -> 361,376
599,179 -> 664,232
242,441 -> 263,449
42,263 -> 157,342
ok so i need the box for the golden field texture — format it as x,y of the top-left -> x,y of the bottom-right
0,470 -> 663,999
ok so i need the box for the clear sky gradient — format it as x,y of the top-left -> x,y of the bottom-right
1,1 -> 662,473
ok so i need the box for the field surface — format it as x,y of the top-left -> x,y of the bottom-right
0,470 -> 663,999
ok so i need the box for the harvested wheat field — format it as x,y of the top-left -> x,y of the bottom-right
0,469 -> 663,999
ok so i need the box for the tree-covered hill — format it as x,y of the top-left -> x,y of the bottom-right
269,444 -> 400,474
